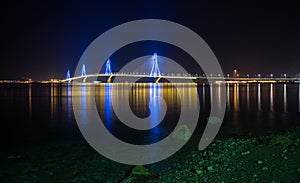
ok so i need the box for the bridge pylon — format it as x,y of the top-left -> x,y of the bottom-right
105,59 -> 112,75
66,69 -> 70,79
150,53 -> 161,77
81,64 -> 87,76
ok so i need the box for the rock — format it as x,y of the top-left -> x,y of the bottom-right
172,125 -> 192,141
131,165 -> 151,175
7,154 -> 31,162
191,167 -> 204,175
282,149 -> 288,153
72,169 -> 81,176
207,166 -> 214,172
119,165 -> 159,183
257,160 -> 263,165
7,155 -> 22,159
270,135 -> 293,147
207,117 -> 222,124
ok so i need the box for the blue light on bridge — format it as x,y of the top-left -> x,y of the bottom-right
80,84 -> 86,122
66,69 -> 71,79
105,59 -> 112,75
150,53 -> 161,77
81,64 -> 87,76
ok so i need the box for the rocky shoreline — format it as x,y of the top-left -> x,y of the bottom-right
1,127 -> 299,182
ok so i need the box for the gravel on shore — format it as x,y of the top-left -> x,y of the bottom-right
1,127 -> 299,183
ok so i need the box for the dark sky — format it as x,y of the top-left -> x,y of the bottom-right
1,1 -> 300,80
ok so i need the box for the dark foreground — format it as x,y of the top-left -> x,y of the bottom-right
1,128 -> 299,183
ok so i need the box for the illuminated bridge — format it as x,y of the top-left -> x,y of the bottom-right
61,53 -> 300,84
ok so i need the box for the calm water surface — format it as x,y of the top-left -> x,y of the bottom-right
1,83 -> 299,147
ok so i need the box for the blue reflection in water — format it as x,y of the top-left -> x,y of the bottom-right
104,84 -> 112,130
80,84 -> 86,122
65,83 -> 71,122
149,83 -> 161,134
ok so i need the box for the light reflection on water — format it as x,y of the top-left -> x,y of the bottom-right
227,83 -> 230,110
3,82 -> 298,141
148,84 -> 161,134
233,84 -> 239,111
92,83 -> 199,144
270,83 -> 274,112
71,83 -> 300,137
299,84 -> 300,112
258,83 -> 261,112
28,84 -> 32,121
246,83 -> 250,110
104,84 -> 112,130
65,83 -> 72,122
284,84 -> 287,112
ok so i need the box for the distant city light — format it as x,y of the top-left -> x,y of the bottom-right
234,69 -> 238,78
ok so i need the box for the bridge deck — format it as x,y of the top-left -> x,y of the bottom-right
60,74 -> 300,83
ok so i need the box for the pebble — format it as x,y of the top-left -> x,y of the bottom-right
257,160 -> 263,164
282,149 -> 287,153
207,166 -> 214,172
262,167 -> 268,171
194,169 -> 203,174
241,151 -> 250,156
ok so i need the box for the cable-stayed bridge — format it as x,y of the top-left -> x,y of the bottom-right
61,53 -> 300,84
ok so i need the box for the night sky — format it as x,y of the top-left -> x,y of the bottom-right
1,1 -> 300,80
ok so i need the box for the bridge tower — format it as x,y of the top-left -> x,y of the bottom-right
81,64 -> 87,76
150,53 -> 161,77
105,59 -> 112,75
66,69 -> 70,79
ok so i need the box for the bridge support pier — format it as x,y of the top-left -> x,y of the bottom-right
107,75 -> 113,83
155,77 -> 162,83
82,76 -> 87,83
